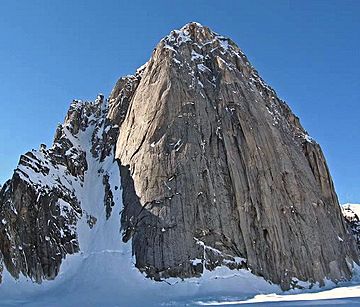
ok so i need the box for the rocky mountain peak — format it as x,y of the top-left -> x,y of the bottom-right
0,23 -> 358,292
162,22 -> 216,46
159,21 -> 246,70
116,23 -> 359,289
153,23 -> 301,138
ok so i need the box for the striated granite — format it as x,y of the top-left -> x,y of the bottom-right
0,22 -> 358,290
116,22 -> 359,289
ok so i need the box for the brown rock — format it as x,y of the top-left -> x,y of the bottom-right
116,22 -> 359,289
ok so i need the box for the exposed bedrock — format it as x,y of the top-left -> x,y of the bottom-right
116,22 -> 359,289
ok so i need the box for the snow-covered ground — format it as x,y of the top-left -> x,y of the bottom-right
196,280 -> 360,306
1,206 -> 360,306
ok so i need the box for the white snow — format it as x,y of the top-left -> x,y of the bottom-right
135,61 -> 148,75
191,258 -> 203,265
191,50 -> 204,61
343,203 -> 360,219
304,134 -> 315,143
173,139 -> 183,151
195,280 -> 360,306
218,38 -> 230,51
163,26 -> 192,49
58,198 -> 72,217
2,258 -> 360,307
173,57 -> 181,65
164,44 -> 177,52
197,63 -> 211,72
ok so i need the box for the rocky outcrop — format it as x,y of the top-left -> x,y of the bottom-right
343,205 -> 360,249
0,95 -> 122,283
116,22 -> 359,289
0,22 -> 357,290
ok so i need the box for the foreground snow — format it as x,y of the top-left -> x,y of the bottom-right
1,258 -> 360,306
2,251 -> 359,306
196,282 -> 360,306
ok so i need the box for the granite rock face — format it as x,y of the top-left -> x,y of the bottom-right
115,23 -> 359,289
0,22 -> 358,290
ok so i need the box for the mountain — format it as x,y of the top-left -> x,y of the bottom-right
342,204 -> 360,249
0,22 -> 358,301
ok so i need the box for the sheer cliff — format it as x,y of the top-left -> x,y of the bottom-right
0,22 -> 358,291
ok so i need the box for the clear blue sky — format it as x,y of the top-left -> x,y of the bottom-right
0,0 -> 359,203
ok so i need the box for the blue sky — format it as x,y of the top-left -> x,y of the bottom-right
0,0 -> 359,203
